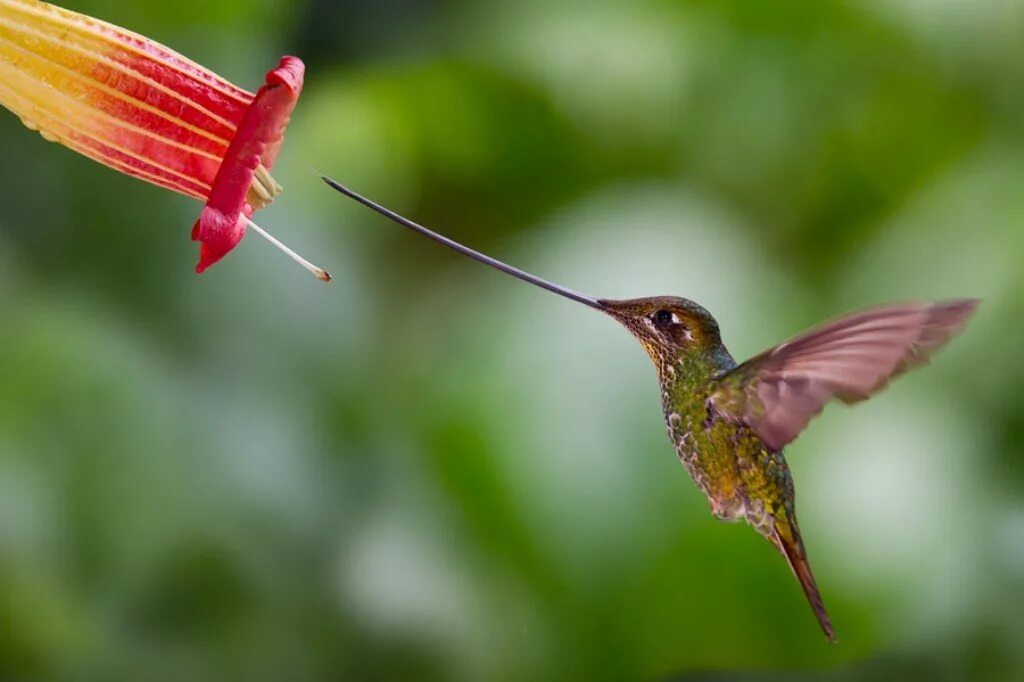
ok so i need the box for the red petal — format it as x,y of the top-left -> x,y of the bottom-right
192,56 -> 305,273
0,0 -> 250,197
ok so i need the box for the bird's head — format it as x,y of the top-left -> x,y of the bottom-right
598,296 -> 723,367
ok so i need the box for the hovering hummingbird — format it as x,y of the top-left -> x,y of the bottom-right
322,175 -> 977,642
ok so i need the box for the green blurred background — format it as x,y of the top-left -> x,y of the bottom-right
1,0 -> 1022,679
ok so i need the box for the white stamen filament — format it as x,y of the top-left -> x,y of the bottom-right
244,216 -> 331,282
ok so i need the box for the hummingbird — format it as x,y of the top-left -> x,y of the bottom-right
322,175 -> 978,642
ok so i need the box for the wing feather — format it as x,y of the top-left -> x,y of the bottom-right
712,300 -> 978,450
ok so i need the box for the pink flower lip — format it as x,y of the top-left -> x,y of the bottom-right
192,56 -> 305,273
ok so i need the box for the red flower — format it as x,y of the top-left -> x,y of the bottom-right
0,0 -> 328,279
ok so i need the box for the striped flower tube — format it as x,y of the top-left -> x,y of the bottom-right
0,0 -> 327,278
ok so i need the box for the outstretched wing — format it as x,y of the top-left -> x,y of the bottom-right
711,300 -> 978,451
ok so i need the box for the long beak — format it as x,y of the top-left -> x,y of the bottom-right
321,175 -> 605,310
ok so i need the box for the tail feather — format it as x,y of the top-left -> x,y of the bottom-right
771,521 -> 836,642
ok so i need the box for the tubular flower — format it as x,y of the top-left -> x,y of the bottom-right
0,0 -> 327,278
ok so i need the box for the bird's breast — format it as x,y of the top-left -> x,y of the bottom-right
665,409 -> 747,521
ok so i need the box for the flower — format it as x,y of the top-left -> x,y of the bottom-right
0,0 -> 327,278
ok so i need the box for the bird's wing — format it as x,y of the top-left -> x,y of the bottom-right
710,300 -> 978,451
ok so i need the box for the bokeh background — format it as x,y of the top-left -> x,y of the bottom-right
0,0 -> 1022,679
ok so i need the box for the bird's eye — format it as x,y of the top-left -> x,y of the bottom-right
654,309 -> 673,326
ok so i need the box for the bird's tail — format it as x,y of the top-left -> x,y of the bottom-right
770,517 -> 836,642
